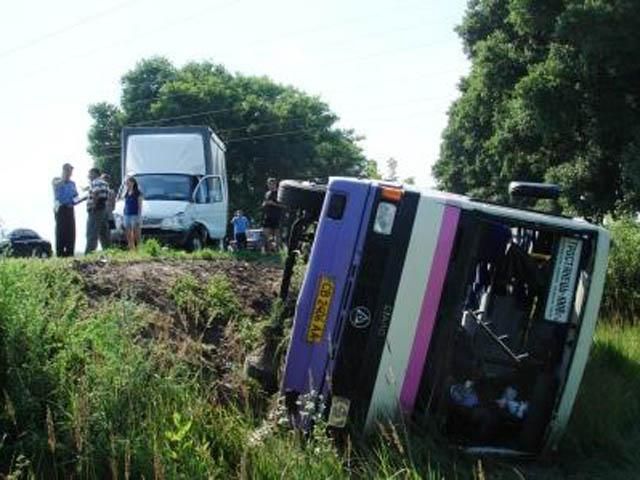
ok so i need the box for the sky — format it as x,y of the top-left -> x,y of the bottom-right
0,0 -> 469,249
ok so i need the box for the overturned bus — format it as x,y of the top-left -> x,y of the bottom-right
278,178 -> 609,456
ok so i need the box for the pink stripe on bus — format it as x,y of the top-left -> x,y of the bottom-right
399,205 -> 460,413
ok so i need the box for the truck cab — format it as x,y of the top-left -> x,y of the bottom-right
112,126 -> 228,250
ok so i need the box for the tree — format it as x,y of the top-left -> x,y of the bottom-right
87,57 -> 370,216
87,102 -> 124,182
385,157 -> 399,182
403,176 -> 416,185
435,0 -> 640,217
362,159 -> 382,179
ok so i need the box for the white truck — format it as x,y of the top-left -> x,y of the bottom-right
112,126 -> 228,250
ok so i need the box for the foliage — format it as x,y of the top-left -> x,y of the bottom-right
170,273 -> 242,327
87,57 -> 371,218
2,256 -> 640,478
99,238 -> 282,265
386,157 -> 399,182
141,237 -> 163,257
362,159 -> 382,180
601,217 -> 640,322
435,0 -> 640,217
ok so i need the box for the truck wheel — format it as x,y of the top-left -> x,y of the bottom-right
278,180 -> 326,218
186,229 -> 206,252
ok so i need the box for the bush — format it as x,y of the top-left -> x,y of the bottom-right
602,218 -> 640,322
141,238 -> 163,257
170,273 -> 242,328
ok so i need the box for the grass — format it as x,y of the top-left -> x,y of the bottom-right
1,253 -> 639,478
557,324 -> 640,477
92,238 -> 284,265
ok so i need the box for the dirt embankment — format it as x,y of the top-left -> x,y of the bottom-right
71,257 -> 284,401
73,257 -> 283,317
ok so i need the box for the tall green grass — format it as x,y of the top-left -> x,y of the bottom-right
558,324 -> 640,477
0,260 -> 238,477
0,259 -> 344,478
2,256 -> 640,479
601,218 -> 640,322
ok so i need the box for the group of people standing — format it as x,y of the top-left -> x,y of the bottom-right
52,163 -> 143,257
53,164 -> 283,256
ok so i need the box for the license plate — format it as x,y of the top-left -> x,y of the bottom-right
328,396 -> 351,428
306,276 -> 335,343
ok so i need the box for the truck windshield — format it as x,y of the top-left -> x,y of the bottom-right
134,174 -> 197,201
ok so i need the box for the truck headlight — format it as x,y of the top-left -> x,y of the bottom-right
161,213 -> 186,229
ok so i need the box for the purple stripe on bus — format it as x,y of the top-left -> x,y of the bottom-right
399,205 -> 460,413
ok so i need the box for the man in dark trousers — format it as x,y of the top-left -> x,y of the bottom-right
53,163 -> 79,257
85,167 -> 111,254
261,177 -> 283,252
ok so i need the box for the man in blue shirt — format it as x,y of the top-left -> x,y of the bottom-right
231,209 -> 250,250
53,163 -> 79,257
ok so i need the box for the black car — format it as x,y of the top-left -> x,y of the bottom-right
0,229 -> 52,258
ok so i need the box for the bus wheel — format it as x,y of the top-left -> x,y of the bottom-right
278,180 -> 327,219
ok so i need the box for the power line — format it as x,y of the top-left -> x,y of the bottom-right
126,105 -> 239,127
84,49 -> 459,132
89,99 -> 452,161
92,125 -> 327,163
110,77 -> 455,129
227,3 -> 455,53
2,1 -> 456,88
91,94 -> 453,154
0,0 -> 144,60
92,62 -> 458,115
91,102 -> 450,164
2,0 -> 241,85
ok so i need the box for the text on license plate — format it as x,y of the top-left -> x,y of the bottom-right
306,276 -> 335,343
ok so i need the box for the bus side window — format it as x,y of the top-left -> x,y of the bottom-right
327,193 -> 346,219
373,202 -> 396,235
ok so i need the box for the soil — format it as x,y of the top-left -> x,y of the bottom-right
73,257 -> 283,318
72,257 -> 285,400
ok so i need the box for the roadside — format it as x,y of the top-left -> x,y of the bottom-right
1,253 -> 639,478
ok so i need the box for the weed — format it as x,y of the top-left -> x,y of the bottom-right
170,273 -> 242,330
141,238 -> 163,257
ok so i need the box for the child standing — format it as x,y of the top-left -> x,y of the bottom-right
231,210 -> 250,250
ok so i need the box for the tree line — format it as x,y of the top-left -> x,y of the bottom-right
434,0 -> 640,217
87,57 -> 379,216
